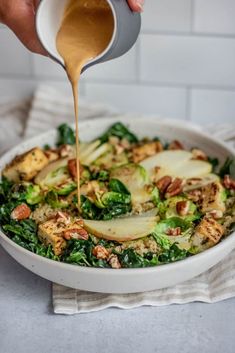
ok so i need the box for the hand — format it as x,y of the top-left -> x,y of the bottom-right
127,0 -> 144,12
0,0 -> 47,55
0,0 -> 144,56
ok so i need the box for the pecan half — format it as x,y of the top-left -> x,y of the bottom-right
223,175 -> 235,190
63,228 -> 88,241
55,211 -> 71,225
68,159 -> 84,179
59,144 -> 74,158
168,140 -> 184,150
156,176 -> 172,194
11,203 -> 31,221
108,254 -> 121,269
166,227 -> 181,236
191,148 -> 208,161
165,178 -> 183,198
176,200 -> 190,216
92,245 -> 109,260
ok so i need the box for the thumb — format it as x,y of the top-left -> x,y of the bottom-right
127,0 -> 144,12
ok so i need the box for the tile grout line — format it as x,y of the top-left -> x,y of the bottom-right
2,74 -> 235,93
140,30 -> 235,39
190,0 -> 195,33
185,87 -> 192,121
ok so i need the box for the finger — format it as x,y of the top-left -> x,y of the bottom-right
33,0 -> 41,10
127,0 -> 144,12
5,1 -> 47,55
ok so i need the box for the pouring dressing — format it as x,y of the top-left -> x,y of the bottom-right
56,0 -> 114,207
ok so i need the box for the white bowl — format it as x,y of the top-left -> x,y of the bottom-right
0,116 -> 234,293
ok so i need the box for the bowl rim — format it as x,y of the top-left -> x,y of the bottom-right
1,115 -> 235,276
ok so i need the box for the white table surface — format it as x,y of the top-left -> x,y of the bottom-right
1,245 -> 235,353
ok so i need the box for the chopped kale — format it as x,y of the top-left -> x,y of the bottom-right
57,123 -> 76,146
208,156 -> 219,172
158,244 -> 188,263
99,122 -> 138,144
62,238 -> 109,268
219,157 -> 235,178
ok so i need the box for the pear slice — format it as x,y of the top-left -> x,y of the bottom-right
140,150 -> 192,176
35,158 -> 69,187
140,150 -> 212,180
183,173 -> 219,192
83,216 -> 158,242
82,143 -> 110,165
173,160 -> 212,179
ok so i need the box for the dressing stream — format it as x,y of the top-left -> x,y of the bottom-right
56,0 -> 114,207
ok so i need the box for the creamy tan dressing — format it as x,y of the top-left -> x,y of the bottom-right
56,0 -> 114,207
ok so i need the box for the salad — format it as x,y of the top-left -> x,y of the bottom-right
0,122 -> 235,269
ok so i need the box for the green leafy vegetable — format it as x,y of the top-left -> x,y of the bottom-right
152,232 -> 171,250
101,192 -> 131,207
80,195 -> 98,219
208,156 -> 219,172
55,182 -> 77,196
3,219 -> 38,244
45,190 -> 68,209
43,144 -> 51,151
154,217 -> 192,235
91,170 -> 109,182
117,248 -> 159,268
57,123 -> 76,146
63,239 -> 109,268
0,177 -> 12,202
80,195 -> 131,220
219,157 -> 235,178
158,244 -> 188,263
99,122 -> 138,144
159,197 -> 199,222
109,179 -> 130,195
2,218 -> 59,260
25,184 -> 43,205
151,187 -> 160,206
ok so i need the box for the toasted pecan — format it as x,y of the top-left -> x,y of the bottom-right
156,176 -> 172,194
165,178 -> 183,198
11,203 -> 31,221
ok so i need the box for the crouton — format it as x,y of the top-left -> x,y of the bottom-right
132,141 -> 163,163
38,220 -> 67,256
198,181 -> 226,214
2,147 -> 49,182
38,217 -> 85,256
191,216 -> 224,251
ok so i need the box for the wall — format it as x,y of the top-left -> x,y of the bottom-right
0,0 -> 235,123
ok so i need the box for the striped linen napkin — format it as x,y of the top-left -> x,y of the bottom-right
1,84 -> 235,314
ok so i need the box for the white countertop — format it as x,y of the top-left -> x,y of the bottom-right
0,245 -> 235,353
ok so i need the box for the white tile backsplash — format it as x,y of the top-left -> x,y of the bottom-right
142,0 -> 192,33
0,78 -> 85,104
191,88 -> 235,123
0,28 -> 31,76
140,34 -> 235,87
85,82 -> 187,119
33,55 -> 66,79
0,1 -> 235,124
194,0 -> 235,35
85,43 -> 138,82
